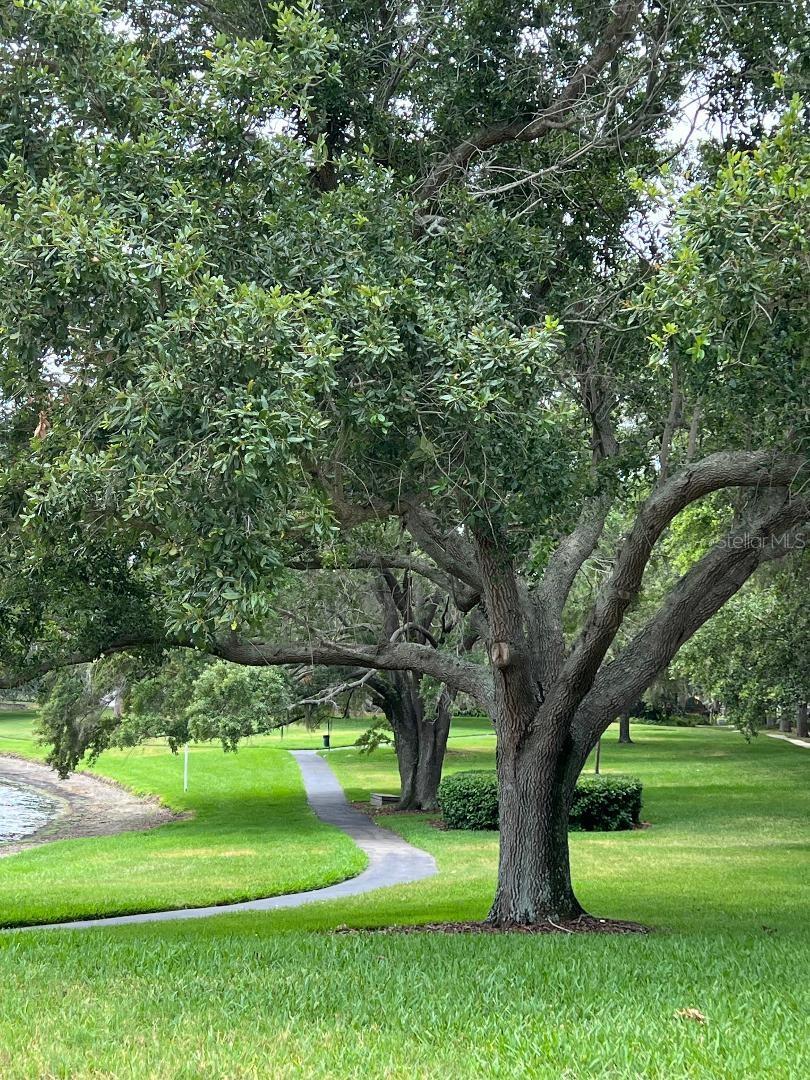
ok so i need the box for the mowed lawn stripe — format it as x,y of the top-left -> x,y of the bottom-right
0,722 -> 808,1077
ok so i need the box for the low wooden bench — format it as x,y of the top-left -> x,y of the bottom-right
370,792 -> 400,808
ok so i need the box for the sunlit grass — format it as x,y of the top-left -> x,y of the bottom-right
0,712 -> 365,926
276,724 -> 808,935
0,917 -> 807,1078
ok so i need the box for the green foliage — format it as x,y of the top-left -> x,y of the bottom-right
438,770 -> 499,830
184,660 -> 292,750
36,668 -> 115,777
672,564 -> 809,733
643,101 -> 810,454
354,718 -> 394,755
569,775 -> 643,832
630,714 -> 706,728
439,770 -> 643,831
1,0 -> 806,657
126,651 -> 211,750
36,650 -> 292,772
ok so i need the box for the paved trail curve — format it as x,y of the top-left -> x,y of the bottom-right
12,750 -> 436,932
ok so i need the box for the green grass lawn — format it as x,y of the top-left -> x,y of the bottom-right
0,710 -> 490,925
320,724 -> 810,934
0,710 -> 366,926
1,715 -> 808,1077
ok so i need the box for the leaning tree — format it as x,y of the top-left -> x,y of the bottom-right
1,1 -> 808,923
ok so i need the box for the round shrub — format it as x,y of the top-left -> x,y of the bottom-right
438,771 -> 642,831
569,775 -> 643,831
438,771 -> 499,830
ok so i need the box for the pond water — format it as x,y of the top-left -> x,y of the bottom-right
0,780 -> 59,843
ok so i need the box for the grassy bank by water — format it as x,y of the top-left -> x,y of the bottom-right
0,711 -> 365,926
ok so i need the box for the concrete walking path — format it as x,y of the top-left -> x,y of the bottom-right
10,750 -> 437,932
765,731 -> 810,749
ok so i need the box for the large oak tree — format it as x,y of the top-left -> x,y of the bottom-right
1,0 -> 807,923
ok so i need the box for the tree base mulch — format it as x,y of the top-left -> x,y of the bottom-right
429,819 -> 652,832
334,916 -> 650,936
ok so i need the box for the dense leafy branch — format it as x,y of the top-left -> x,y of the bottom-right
418,0 -> 645,199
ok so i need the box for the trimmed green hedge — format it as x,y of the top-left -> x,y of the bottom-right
569,775 -> 643,831
438,771 -> 642,831
439,771 -> 499,830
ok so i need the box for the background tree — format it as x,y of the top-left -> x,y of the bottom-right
249,560 -> 479,810
293,565 -> 478,809
37,651 -> 292,775
672,562 -> 809,736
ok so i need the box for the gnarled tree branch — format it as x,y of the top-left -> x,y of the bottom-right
0,633 -> 169,691
541,450 -> 807,721
215,636 -> 495,714
418,0 -> 644,199
573,491 -> 810,752
401,504 -> 482,605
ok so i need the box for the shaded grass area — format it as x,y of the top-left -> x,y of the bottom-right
0,920 -> 807,1078
0,712 -> 365,926
1,720 -> 808,1077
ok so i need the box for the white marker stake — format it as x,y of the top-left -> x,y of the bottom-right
183,743 -> 189,792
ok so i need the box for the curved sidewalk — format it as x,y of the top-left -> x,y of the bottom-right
11,750 -> 437,932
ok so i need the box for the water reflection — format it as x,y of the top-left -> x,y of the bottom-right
0,780 -> 59,842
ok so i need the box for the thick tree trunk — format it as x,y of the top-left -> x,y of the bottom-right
474,530 -> 584,925
488,743 -> 583,928
391,712 -> 420,808
796,703 -> 808,739
412,688 -> 453,811
779,710 -> 793,734
386,682 -> 453,811
617,711 -> 633,744
488,740 -> 583,924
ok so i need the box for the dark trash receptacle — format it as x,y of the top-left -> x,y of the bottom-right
322,734 -> 331,749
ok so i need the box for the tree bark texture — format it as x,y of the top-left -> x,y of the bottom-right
385,679 -> 453,810
488,726 -> 583,924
